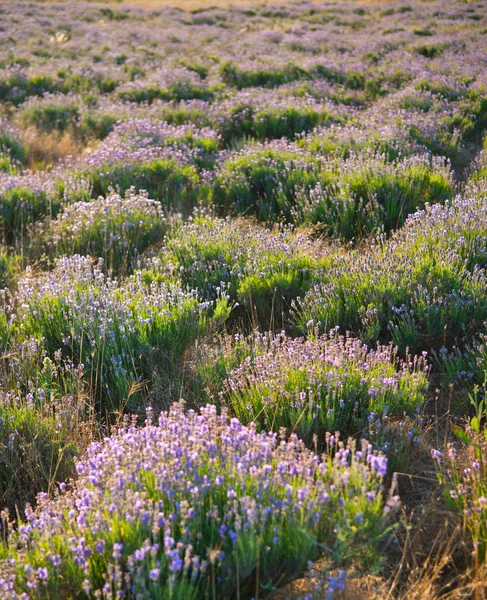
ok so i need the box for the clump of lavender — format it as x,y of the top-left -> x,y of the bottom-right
291,150 -> 452,239
0,401 -> 396,598
0,169 -> 91,245
212,90 -> 338,144
0,119 -> 26,173
212,141 -> 324,223
13,256 -> 229,413
82,118 -> 220,171
432,387 -> 487,564
220,329 -> 427,448
0,385 -> 82,514
296,186 -> 487,356
213,144 -> 452,239
155,209 -> 324,328
35,188 -> 167,273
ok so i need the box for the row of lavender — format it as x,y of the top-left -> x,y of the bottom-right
1,0 -> 487,597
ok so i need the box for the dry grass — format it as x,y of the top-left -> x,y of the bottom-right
21,128 -> 85,170
271,518 -> 486,599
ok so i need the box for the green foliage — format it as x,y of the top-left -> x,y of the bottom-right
0,187 -> 62,244
157,106 -> 212,128
195,330 -> 427,447
0,390 -> 79,514
0,248 -> 19,289
0,130 -> 27,165
294,154 -> 452,239
20,103 -> 79,134
78,112 -> 118,140
20,102 -> 118,140
0,73 -> 119,105
157,211 -> 322,329
213,147 -> 321,222
214,148 -> 453,239
89,159 -> 200,213
118,83 -> 214,104
413,43 -> 448,58
34,189 -> 167,274
219,105 -> 332,145
220,60 -> 307,89
14,257 -> 229,414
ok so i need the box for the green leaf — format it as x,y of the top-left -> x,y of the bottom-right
452,425 -> 474,446
471,416 -> 480,434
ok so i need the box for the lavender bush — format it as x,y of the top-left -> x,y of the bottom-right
296,185 -> 487,355
0,402 -> 396,599
432,386 -> 487,563
221,330 -> 427,444
12,256 -> 230,413
34,188 -> 167,273
214,145 -> 453,238
155,210 -> 324,329
0,387 -> 82,514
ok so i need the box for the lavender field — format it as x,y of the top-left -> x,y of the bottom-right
0,0 -> 487,597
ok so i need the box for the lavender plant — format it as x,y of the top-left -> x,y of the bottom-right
155,210 -> 324,329
214,145 -> 452,239
192,329 -> 427,462
296,185 -> 487,355
0,387 -> 81,514
0,402 -> 396,599
35,189 -> 167,273
0,120 -> 26,174
13,256 -> 229,413
432,386 -> 487,564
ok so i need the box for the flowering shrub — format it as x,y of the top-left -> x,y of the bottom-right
222,330 -> 427,442
19,94 -> 118,141
78,119 -> 219,210
292,151 -> 452,239
214,146 -> 452,238
0,173 -> 91,244
432,389 -> 487,563
0,402 -> 396,599
213,93 -> 338,144
90,159 -> 201,214
13,256 -> 229,413
19,99 -> 79,135
193,329 -> 427,458
155,211 -> 324,328
0,120 -> 26,173
296,186 -> 487,355
116,66 -> 215,103
213,142 -> 321,222
0,388 -> 81,514
36,189 -> 167,273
